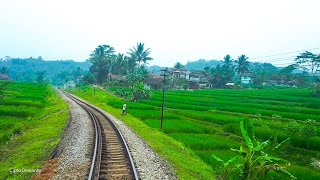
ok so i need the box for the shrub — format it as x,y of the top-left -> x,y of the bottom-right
311,83 -> 320,96
212,120 -> 295,179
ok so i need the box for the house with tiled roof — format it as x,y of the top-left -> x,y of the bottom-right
143,77 -> 164,90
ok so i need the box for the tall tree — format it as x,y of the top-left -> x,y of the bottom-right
235,55 -> 250,77
128,42 -> 153,67
223,54 -> 233,67
174,62 -> 184,69
89,45 -> 115,84
204,66 -> 210,73
0,66 -> 8,75
295,51 -> 320,82
112,53 -> 130,75
36,71 -> 46,83
222,55 -> 234,83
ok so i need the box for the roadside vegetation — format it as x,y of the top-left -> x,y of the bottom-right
0,81 -> 69,179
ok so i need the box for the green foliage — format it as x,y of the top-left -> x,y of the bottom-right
89,44 -> 115,84
301,119 -> 317,149
213,120 -> 296,180
295,51 -> 320,82
283,121 -> 302,136
132,82 -> 151,101
112,53 -> 131,75
182,84 -> 188,91
0,81 -> 10,104
312,83 -> 320,96
0,66 -> 8,74
235,55 -> 250,77
36,71 -> 46,83
114,88 -> 130,100
82,72 -> 94,84
126,66 -> 150,86
127,42 -> 153,67
0,57 -> 91,84
174,62 -> 184,69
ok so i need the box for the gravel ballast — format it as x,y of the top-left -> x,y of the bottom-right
52,92 -> 93,179
70,94 -> 177,180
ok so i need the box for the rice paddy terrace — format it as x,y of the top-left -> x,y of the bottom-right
0,81 -> 68,179
106,88 -> 320,179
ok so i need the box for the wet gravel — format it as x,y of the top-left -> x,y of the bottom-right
52,92 -> 93,179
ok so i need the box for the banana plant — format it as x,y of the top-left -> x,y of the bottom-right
212,119 -> 296,179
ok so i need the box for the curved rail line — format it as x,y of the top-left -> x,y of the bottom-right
62,92 -> 139,180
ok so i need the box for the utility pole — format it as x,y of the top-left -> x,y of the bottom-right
78,76 -> 82,92
160,68 -> 169,129
93,73 -> 97,96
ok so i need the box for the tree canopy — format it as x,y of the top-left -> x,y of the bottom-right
128,42 -> 153,67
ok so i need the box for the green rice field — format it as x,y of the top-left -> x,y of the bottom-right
0,81 -> 69,179
106,88 -> 320,179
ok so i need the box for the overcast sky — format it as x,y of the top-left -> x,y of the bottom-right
1,0 -> 319,67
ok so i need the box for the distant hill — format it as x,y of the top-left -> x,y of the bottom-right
147,65 -> 163,74
148,59 -> 281,73
0,57 -> 91,85
184,59 -> 223,71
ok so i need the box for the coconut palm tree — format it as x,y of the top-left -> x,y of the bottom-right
223,54 -> 233,67
174,62 -> 184,69
89,45 -> 115,84
112,53 -> 131,75
127,42 -> 153,67
235,55 -> 250,77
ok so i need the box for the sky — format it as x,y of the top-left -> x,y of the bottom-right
0,0 -> 320,67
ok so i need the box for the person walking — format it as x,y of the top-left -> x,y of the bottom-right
122,104 -> 127,115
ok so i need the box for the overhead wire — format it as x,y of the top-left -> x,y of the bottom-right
248,48 -> 320,67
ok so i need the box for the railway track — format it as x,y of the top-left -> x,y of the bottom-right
63,92 -> 138,180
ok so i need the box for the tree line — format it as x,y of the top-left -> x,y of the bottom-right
85,42 -> 154,101
173,51 -> 320,91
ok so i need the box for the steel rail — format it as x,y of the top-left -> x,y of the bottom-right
62,91 -> 139,180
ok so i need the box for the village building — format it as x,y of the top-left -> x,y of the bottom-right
168,69 -> 212,89
169,69 -> 191,80
240,73 -> 253,84
143,77 -> 164,90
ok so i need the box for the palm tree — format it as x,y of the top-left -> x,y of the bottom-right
174,62 -> 184,69
127,42 -> 153,67
112,53 -> 130,75
222,55 -> 234,83
235,55 -> 250,77
223,54 -> 233,67
89,45 -> 115,84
